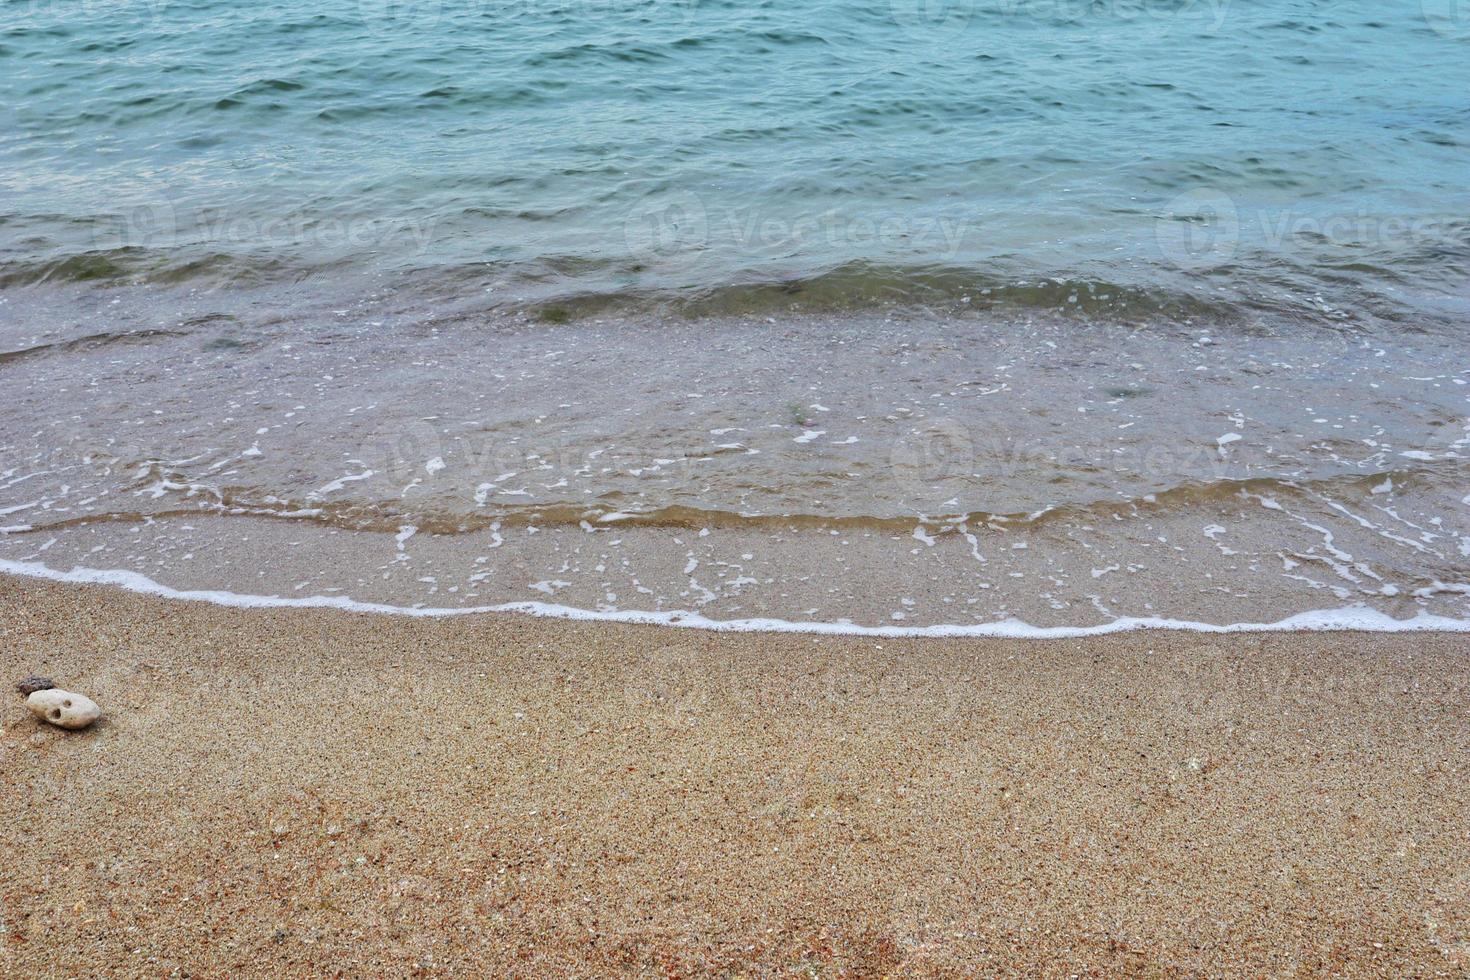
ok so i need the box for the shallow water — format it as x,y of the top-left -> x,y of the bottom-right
1,287 -> 1466,628
1,0 -> 1468,628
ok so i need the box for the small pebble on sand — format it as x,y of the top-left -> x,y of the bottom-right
15,676 -> 55,696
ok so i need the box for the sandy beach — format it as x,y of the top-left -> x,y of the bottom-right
0,573 -> 1466,976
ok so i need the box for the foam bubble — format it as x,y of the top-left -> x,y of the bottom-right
3,558 -> 1467,639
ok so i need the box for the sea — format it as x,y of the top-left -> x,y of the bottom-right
1,0 -> 1468,633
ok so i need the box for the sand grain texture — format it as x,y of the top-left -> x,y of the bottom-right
2,575 -> 1468,977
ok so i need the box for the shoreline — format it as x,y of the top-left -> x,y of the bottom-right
3,557 -> 1469,639
4,573 -> 1470,975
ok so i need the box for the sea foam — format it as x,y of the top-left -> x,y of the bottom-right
3,558 -> 1468,639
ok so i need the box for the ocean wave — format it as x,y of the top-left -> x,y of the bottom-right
6,465 -> 1464,539
3,247 -> 1452,334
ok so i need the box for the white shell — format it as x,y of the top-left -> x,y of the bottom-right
26,689 -> 101,730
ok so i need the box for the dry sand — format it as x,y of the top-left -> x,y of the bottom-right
2,573 -> 1469,977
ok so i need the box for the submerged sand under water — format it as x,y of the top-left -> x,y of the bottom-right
1,286 -> 1468,630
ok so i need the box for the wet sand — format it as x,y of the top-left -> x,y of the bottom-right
6,299 -> 1469,633
2,573 -> 1469,977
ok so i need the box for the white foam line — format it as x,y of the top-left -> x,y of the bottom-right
2,559 -> 1468,638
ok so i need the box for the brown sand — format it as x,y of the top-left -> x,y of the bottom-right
2,574 -> 1468,977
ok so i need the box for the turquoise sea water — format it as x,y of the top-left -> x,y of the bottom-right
3,0 -> 1468,320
